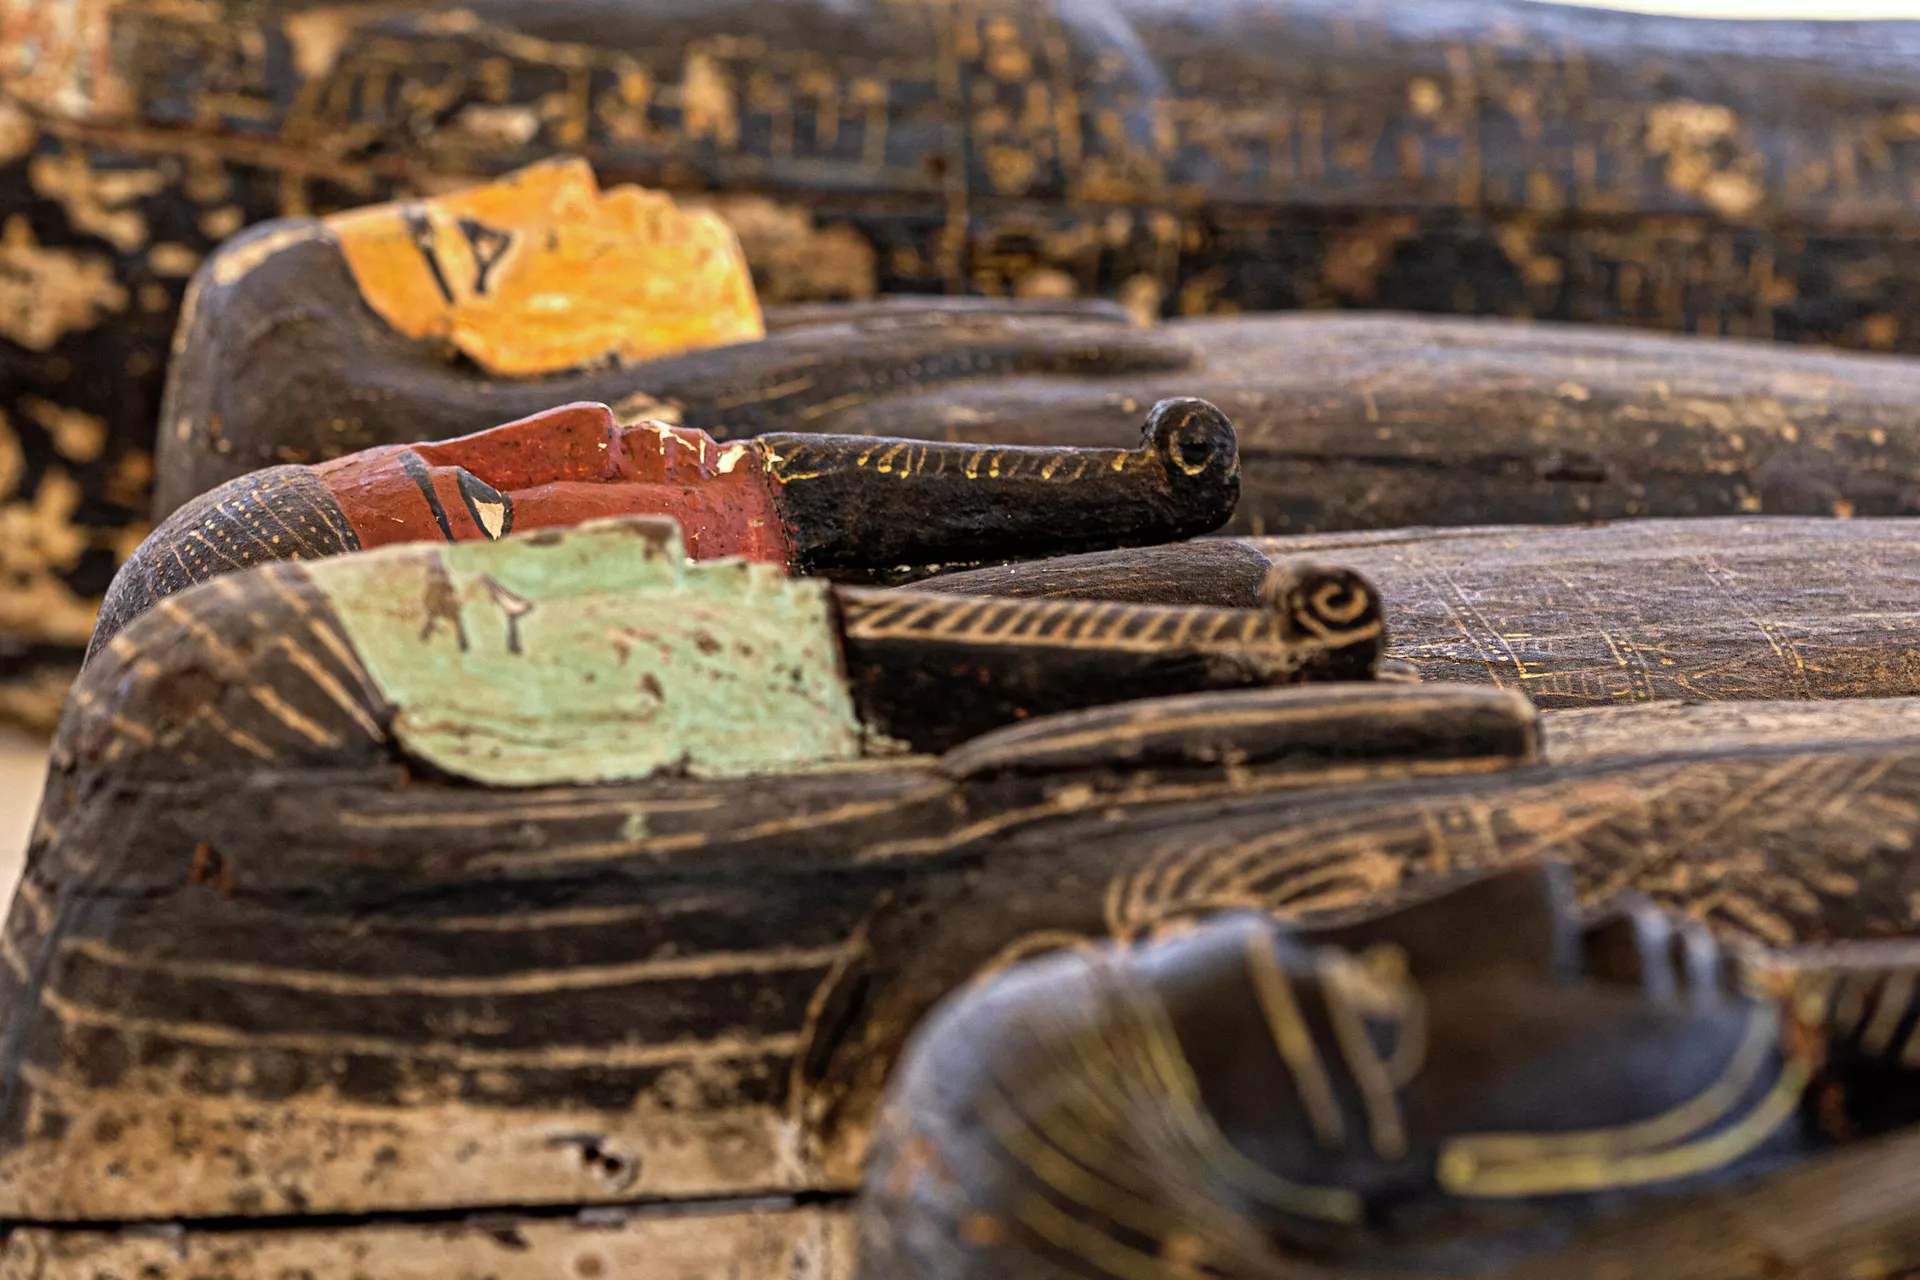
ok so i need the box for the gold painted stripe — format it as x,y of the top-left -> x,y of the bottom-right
1440,1053 -> 1812,1199
196,704 -> 275,760
1862,970 -> 1917,1057
274,634 -> 383,740
39,989 -> 804,1071
338,795 -> 724,829
158,591 -> 343,747
1010,1189 -> 1189,1280
155,596 -> 246,668
0,928 -> 29,980
300,613 -> 380,697
1438,1006 -> 1790,1192
1319,957 -> 1411,1160
15,878 -> 53,930
929,597 -> 993,638
975,1077 -> 1188,1241
62,937 -> 848,997
1243,932 -> 1347,1148
1831,972 -> 1873,1040
356,902 -> 698,934
107,712 -> 158,747
1114,978 -> 1362,1222
863,756 -> 1520,865
244,681 -> 343,749
183,527 -> 249,573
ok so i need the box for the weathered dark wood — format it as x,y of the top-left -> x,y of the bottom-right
859,864 -> 1920,1278
27,295 -> 1920,725
17,0 -> 1920,347
92,398 -> 1241,653
929,517 -> 1920,707
1545,697 -> 1920,765
12,522 -> 1920,1255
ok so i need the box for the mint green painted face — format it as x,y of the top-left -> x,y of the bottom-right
310,517 -> 867,786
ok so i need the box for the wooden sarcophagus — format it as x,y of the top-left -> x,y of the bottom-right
6,508 -> 1920,1276
18,0 -> 1920,718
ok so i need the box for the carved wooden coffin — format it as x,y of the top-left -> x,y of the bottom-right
16,0 -> 1920,722
93,397 -> 1240,653
160,187 -> 1920,524
929,518 -> 1920,707
862,864 -> 1920,1278
10,517 -> 1920,1275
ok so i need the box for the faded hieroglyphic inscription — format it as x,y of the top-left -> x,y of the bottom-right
1252,520 -> 1920,708
1106,748 -> 1920,950
313,517 -> 864,785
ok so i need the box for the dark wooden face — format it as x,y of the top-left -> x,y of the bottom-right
855,865 -> 1832,1277
311,402 -> 793,563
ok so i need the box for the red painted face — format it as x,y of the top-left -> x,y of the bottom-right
313,402 -> 792,563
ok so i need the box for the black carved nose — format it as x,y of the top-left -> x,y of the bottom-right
1143,397 -> 1238,481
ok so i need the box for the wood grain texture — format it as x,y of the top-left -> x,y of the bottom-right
1544,696 -> 1920,763
0,1202 -> 857,1280
929,517 -> 1920,706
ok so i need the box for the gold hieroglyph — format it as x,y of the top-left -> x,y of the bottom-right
327,158 -> 764,378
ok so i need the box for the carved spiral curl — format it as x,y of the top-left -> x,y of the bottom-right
1261,559 -> 1386,649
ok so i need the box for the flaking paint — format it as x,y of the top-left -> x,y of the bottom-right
313,517 -> 864,786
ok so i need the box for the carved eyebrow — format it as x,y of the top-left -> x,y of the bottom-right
398,450 -> 457,542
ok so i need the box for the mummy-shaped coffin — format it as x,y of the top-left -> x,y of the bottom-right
94,398 -> 1239,654
862,864 -> 1920,1278
13,523 -> 1920,1277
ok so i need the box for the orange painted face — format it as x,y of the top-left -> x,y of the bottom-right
313,403 -> 792,564
326,158 -> 765,378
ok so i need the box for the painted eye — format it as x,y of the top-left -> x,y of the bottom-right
454,468 -> 515,541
